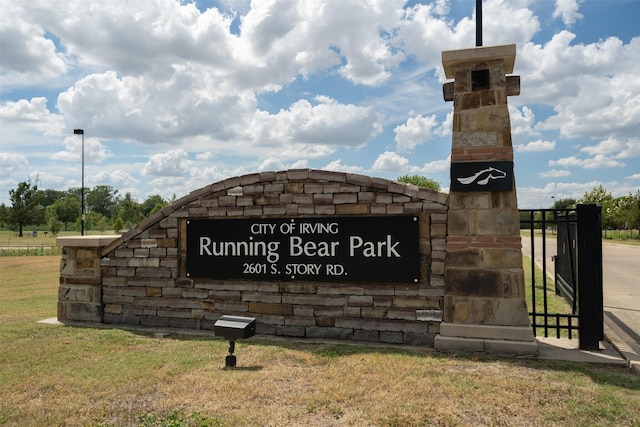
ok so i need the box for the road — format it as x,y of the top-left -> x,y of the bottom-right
521,234 -> 640,368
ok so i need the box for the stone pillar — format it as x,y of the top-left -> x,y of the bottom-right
57,236 -> 118,323
435,45 -> 537,355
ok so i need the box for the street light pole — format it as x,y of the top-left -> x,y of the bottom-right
74,129 -> 85,236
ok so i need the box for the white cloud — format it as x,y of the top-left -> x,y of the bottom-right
394,114 -> 437,152
322,160 -> 365,174
257,157 -> 286,171
0,98 -> 65,143
0,3 -> 67,87
371,151 -> 410,172
195,152 -> 215,161
581,137 -> 640,160
400,0 -> 539,75
516,139 -> 556,152
538,169 -> 571,178
249,97 -> 383,150
509,105 -> 537,139
626,173 -> 640,180
553,0 -> 584,26
89,169 -> 139,187
142,149 -> 188,176
0,153 -> 29,179
521,33 -> 640,146
52,136 -> 112,163
550,154 -> 625,169
420,157 -> 450,174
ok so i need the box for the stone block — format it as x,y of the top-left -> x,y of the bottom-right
306,327 -> 353,340
348,295 -> 373,307
343,306 -> 361,317
380,331 -> 403,344
170,318 -> 196,329
315,205 -> 335,215
354,329 -> 379,342
182,289 -> 209,299
336,204 -> 370,215
248,302 -> 293,316
263,206 -> 287,215
281,283 -> 318,294
276,326 -> 306,337
493,298 -> 531,326
481,248 -> 523,269
416,309 -> 443,322
404,332 -> 434,346
387,309 -> 416,320
434,335 -> 485,353
104,304 -> 122,315
361,307 -> 388,318
145,287 -> 163,297
449,193 -> 490,210
285,316 -> 315,327
446,249 -> 481,266
313,193 -> 335,206
128,258 -> 160,268
282,294 -> 348,306
58,301 -> 102,322
475,209 -> 520,235
214,301 -> 248,312
136,267 -> 172,278
315,316 -> 335,327
445,267 -> 503,298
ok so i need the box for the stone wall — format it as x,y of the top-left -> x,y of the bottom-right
57,236 -> 119,323
70,169 -> 449,345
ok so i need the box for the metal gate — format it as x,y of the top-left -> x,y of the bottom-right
520,204 -> 604,350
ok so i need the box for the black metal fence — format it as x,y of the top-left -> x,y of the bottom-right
520,204 -> 603,350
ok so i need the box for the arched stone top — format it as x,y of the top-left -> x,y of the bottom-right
101,169 -> 448,257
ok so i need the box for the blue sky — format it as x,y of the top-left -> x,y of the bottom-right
1,0 -> 639,208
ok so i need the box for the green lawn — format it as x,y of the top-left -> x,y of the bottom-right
0,256 -> 639,426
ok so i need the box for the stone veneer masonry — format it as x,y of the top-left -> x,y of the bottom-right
57,169 -> 448,346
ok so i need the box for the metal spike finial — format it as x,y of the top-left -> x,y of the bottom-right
476,0 -> 483,46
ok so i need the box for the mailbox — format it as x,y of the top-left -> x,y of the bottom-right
214,315 -> 256,368
214,315 -> 256,340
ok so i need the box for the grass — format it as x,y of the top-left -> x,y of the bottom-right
523,255 -> 576,338
0,230 -> 120,256
1,256 -> 639,426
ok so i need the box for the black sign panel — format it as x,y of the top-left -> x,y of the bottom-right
186,216 -> 420,283
450,161 -> 514,192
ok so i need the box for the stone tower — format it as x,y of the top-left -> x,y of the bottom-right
435,44 -> 537,355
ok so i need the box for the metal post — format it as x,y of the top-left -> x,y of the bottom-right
74,129 -> 85,236
476,0 -> 483,47
576,204 -> 603,350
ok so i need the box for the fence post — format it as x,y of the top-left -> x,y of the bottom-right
576,204 -> 603,350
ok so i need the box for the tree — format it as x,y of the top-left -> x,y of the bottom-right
117,193 -> 144,229
579,184 -> 615,230
397,175 -> 441,191
45,205 -> 62,236
113,217 -> 125,234
8,181 -> 45,237
39,189 -> 66,208
50,195 -> 81,231
631,190 -> 640,231
86,185 -> 119,219
141,194 -> 168,217
579,184 -> 613,206
551,198 -> 576,209
0,203 -> 8,229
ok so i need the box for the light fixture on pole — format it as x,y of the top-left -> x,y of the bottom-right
73,129 -> 85,236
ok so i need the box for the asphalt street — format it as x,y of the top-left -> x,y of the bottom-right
521,234 -> 640,371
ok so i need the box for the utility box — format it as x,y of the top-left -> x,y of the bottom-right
214,315 -> 256,340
